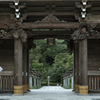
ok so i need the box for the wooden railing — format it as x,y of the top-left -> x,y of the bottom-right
0,71 -> 14,91
88,76 -> 100,90
88,71 -> 100,91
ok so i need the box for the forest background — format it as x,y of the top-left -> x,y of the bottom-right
29,39 -> 73,86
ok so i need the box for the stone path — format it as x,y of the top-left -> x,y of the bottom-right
0,86 -> 100,100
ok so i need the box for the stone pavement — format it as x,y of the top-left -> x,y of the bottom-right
0,86 -> 100,100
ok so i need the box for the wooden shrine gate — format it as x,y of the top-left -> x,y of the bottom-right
0,0 -> 100,95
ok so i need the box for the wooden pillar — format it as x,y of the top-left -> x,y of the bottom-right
75,43 -> 79,92
14,38 -> 23,95
73,44 -> 75,91
23,44 -> 27,93
27,44 -> 30,91
79,39 -> 88,95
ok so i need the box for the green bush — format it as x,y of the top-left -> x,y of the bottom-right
49,82 -> 56,86
41,82 -> 47,86
41,82 -> 56,86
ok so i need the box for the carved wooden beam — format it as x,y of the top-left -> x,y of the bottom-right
0,21 -> 99,29
22,22 -> 79,29
0,15 -> 100,29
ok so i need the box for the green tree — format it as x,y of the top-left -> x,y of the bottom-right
29,39 -> 73,84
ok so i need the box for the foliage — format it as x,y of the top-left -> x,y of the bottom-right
29,39 -> 73,84
41,82 -> 56,86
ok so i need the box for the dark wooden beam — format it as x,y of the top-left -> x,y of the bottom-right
32,30 -> 73,35
1,11 -> 100,16
32,35 -> 71,40
0,12 -> 76,16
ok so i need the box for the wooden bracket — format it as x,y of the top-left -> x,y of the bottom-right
71,23 -> 100,41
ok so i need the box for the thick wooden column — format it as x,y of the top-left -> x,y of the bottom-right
79,39 -> 88,95
27,44 -> 30,91
23,44 -> 27,93
75,43 -> 79,92
14,38 -> 23,95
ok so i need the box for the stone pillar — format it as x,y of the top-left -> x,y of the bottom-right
34,77 -> 36,88
38,78 -> 39,87
37,78 -> 39,87
65,78 -> 66,87
14,38 -> 23,95
79,39 -> 88,95
39,78 -> 41,87
30,77 -> 32,88
40,79 -> 41,87
63,78 -> 65,87
64,78 -> 66,87
65,77 -> 68,88
71,76 -> 73,89
68,77 -> 70,88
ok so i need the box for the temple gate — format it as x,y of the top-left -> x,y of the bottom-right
0,0 -> 100,95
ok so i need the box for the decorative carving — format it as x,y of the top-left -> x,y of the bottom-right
75,1 -> 92,22
18,29 -> 27,43
9,3 -> 27,30
71,23 -> 100,42
10,30 -> 19,39
0,28 -> 27,43
0,29 -> 12,38
35,14 -> 66,23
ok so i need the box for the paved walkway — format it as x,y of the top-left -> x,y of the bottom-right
0,86 -> 100,100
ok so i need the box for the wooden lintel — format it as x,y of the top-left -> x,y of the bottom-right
32,35 -> 71,40
0,12 -> 75,16
0,16 -> 100,29
32,30 -> 73,35
0,12 -> 100,16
